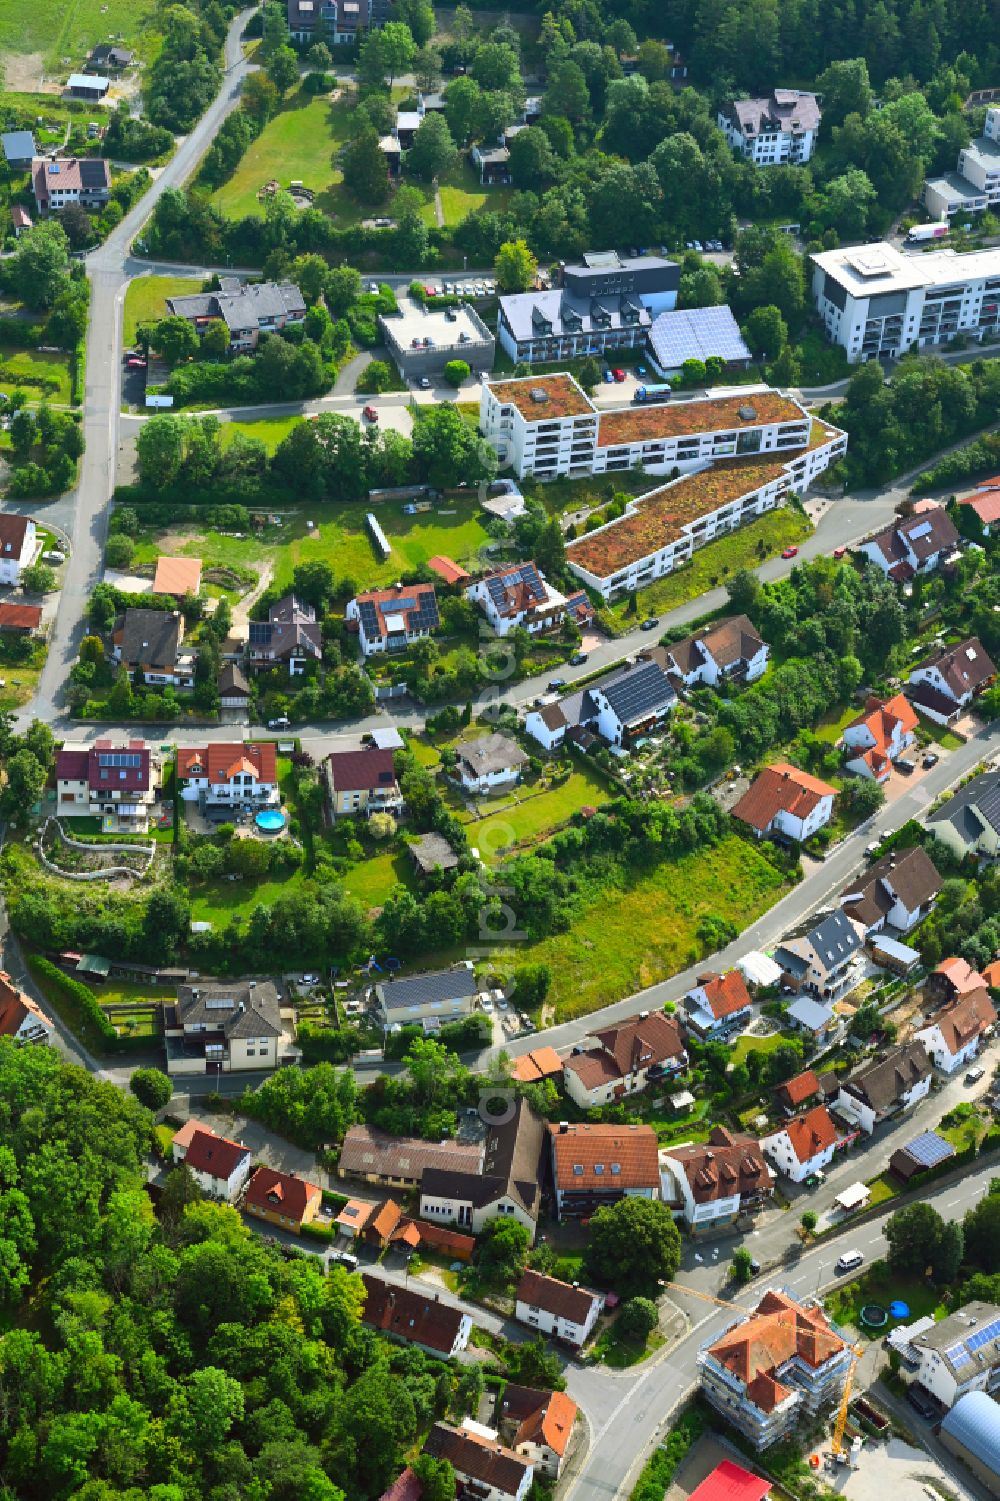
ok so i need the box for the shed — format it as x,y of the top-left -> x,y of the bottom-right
369,727 -> 404,751
868,933 -> 921,974
835,1181 -> 870,1213
888,1129 -> 955,1182
67,72 -> 110,99
76,953 -> 111,978
409,832 -> 460,876
1,130 -> 36,169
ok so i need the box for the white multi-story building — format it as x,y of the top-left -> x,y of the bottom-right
896,1302 -> 1000,1409
923,108 -> 1000,220
812,241 -> 1000,362
718,90 -> 820,165
915,990 -> 996,1075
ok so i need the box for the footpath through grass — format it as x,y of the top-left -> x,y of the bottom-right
526,834 -> 788,1021
611,508 -> 813,621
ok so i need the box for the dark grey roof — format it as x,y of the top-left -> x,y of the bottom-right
410,833 -> 460,874
725,89 -> 821,136
218,662 -> 250,696
421,1097 -> 547,1220
2,130 -> 35,162
117,607 -> 181,667
175,980 -> 281,1039
457,733 -> 529,779
590,658 -> 676,727
166,280 -> 306,333
806,909 -> 863,966
376,966 -> 477,1015
941,1391 -> 1000,1475
927,771 -> 1000,842
500,288 -> 651,345
842,1041 -> 932,1113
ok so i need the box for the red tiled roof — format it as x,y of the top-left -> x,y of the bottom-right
692,970 -> 752,1021
56,747 -> 90,781
378,1468 -> 424,1501
846,693 -> 918,753
515,1269 -> 602,1324
327,748 -> 397,793
182,1126 -> 249,1181
935,956 -> 987,995
782,1105 -> 840,1164
0,603 -> 42,630
178,741 -> 277,784
245,1166 -> 321,1224
361,1273 -> 467,1353
983,961 -> 1000,989
961,492 -> 1000,526
666,1126 -> 771,1204
0,973 -> 49,1038
427,555 -> 471,584
776,1069 -> 821,1108
510,1046 -> 564,1083
688,1461 -> 772,1501
549,1121 -> 660,1192
707,1289 -> 845,1396
0,513 -> 30,556
929,989 -> 996,1055
424,1424 -> 531,1497
507,1387 -> 578,1458
565,1011 -> 685,1090
731,762 -> 836,832
87,739 -> 151,795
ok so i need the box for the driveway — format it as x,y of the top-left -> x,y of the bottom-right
188,1110 -> 325,1182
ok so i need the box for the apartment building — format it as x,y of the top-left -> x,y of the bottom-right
718,90 -> 820,165
466,561 -> 567,637
896,1302 -> 1000,1409
549,1121 -> 660,1220
698,1290 -> 851,1448
923,108 -> 1000,220
812,241 -> 1000,362
660,1126 -> 774,1232
287,0 -> 395,43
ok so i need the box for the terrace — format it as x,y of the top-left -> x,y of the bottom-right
486,374 -> 594,420
595,390 -> 807,446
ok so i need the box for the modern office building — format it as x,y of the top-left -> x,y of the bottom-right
812,240 -> 1000,361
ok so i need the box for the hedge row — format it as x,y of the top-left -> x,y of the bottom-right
32,956 -> 119,1049
630,1407 -> 706,1501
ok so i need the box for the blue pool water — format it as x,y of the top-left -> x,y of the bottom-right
255,809 -> 286,832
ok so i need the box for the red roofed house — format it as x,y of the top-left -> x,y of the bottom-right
11,204 -> 32,237
916,988 -> 996,1075
498,1385 -> 578,1478
688,1461 -> 771,1501
0,972 -> 53,1045
773,1069 -> 822,1113
762,1104 -> 846,1183
178,742 -> 279,812
0,513 -> 36,586
56,739 -> 158,832
563,1010 -> 687,1107
843,693 -> 918,782
172,1123 -> 252,1202
549,1121 -> 661,1220
347,582 -> 440,656
423,1423 -> 532,1501
683,969 -> 753,1038
324,747 -> 402,819
934,956 -> 988,1002
361,1274 -> 472,1357
959,488 -> 1000,534
0,602 -> 42,634
731,763 -> 836,843
698,1289 -> 852,1448
660,1125 -> 774,1233
244,1165 -> 322,1233
514,1269 -> 604,1348
378,1469 -> 424,1501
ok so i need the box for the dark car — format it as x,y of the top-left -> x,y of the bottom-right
922,751 -> 940,769
896,757 -> 916,775
906,1387 -> 937,1420
640,617 -> 660,631
547,677 -> 566,691
570,652 -> 588,667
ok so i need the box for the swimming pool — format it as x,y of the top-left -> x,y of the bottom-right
255,809 -> 286,833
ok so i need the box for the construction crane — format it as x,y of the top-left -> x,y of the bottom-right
659,1282 -> 744,1311
830,1343 -> 866,1464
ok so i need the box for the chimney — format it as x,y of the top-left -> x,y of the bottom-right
559,1121 -> 569,1133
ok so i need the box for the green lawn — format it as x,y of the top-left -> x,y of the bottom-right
124,276 -> 204,344
814,702 -> 860,745
0,346 -> 72,404
825,1269 -> 948,1339
462,767 -> 610,863
521,835 -> 788,1021
610,508 -> 813,620
219,416 -> 304,455
0,0 -> 161,67
0,644 -> 46,711
729,1029 -> 796,1065
137,497 -> 494,592
211,91 -> 360,223
914,711 -> 964,750
340,848 -> 417,906
94,981 -> 175,1007
190,872 -> 306,924
436,159 -> 512,226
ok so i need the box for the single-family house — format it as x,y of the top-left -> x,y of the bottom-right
842,693 -> 919,782
248,594 -> 322,675
166,278 -> 306,351
0,514 -> 36,586
524,658 -> 677,752
362,1276 -> 473,1357
325,748 -> 402,820
895,1301 -> 1000,1409
1,130 -> 35,171
732,763 -> 837,843
163,979 -> 286,1075
698,1290 -> 851,1449
55,739 -> 158,833
466,562 -> 567,637
773,1069 -> 832,1114
513,1269 -> 604,1348
338,1124 -> 483,1190
837,1040 -> 933,1133
419,1097 -> 547,1241
497,1385 -> 578,1478
32,155 -> 110,214
909,637 -> 996,713
454,733 -> 529,794
374,965 -> 477,1033
549,1121 -> 660,1220
423,1424 -> 532,1501
218,662 -> 251,710
113,608 -> 193,687
763,1104 -> 844,1183
659,615 -> 768,688
177,741 -> 279,813
563,1010 -> 687,1108
172,1122 -> 252,1201
347,583 -> 440,656
659,1125 -> 774,1233
933,956 -> 989,1001
152,556 -> 202,598
927,770 -> 1000,858
858,505 -> 959,581
683,970 -> 753,1038
244,1166 -> 322,1232
0,972 -> 52,1045
773,910 -> 864,1001
916,988 -> 996,1074
840,846 -> 941,936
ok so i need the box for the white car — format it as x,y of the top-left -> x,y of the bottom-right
444,281 -> 454,294
479,995 -> 494,1012
368,281 -> 379,294
301,972 -> 320,985
474,282 -> 485,295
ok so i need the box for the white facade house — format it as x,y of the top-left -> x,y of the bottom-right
466,562 -> 567,637
662,615 -> 768,687
732,763 -> 837,844
424,1424 -> 532,1501
718,90 -> 820,165
813,240 -> 1000,362
374,966 -> 477,1034
454,733 -> 529,793
177,742 -> 280,810
840,845 -> 942,937
659,1127 -> 774,1232
909,637 -> 996,709
915,990 -> 995,1075
563,1011 -> 687,1108
0,974 -> 53,1045
0,514 -> 35,585
897,1302 -> 1000,1409
842,693 -> 920,783
837,1042 -> 933,1134
923,108 -> 1000,220
856,505 -> 959,581
346,583 -> 440,656
514,1269 -> 604,1348
762,1105 -> 842,1184
171,1123 -> 252,1202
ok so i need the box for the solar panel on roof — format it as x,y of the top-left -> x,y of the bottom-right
79,159 -> 108,187
249,621 -> 271,644
903,1131 -> 953,1169
98,751 -> 141,768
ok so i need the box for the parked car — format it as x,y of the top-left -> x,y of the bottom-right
896,756 -> 916,775
368,281 -> 379,294
268,716 -> 290,729
612,367 -> 626,382
833,546 -> 847,558
419,376 -> 431,389
301,973 -> 320,986
781,546 -> 799,559
570,652 -> 588,666
330,1250 -> 359,1271
547,677 -> 566,691
835,1249 -> 865,1275
906,1387 -> 936,1420
965,1066 -> 986,1085
603,369 -> 615,383
640,617 -> 660,631
363,405 -> 378,422
922,751 -> 940,769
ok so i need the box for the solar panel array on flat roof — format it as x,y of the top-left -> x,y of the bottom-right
903,1131 -> 954,1170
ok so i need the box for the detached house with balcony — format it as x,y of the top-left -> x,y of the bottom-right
895,1301 -> 1000,1410
733,763 -> 837,844
916,988 -> 996,1075
466,561 -> 568,637
683,969 -> 753,1039
563,1010 -> 687,1108
374,965 -> 477,1034
56,739 -> 159,833
858,503 -> 959,582
171,1121 -> 252,1202
718,90 -> 820,165
32,155 -> 110,215
927,770 -> 1000,858
0,514 -> 36,585
698,1290 -> 851,1449
164,979 -> 287,1076
424,1424 -> 532,1501
659,1126 -> 774,1233
840,846 -> 941,937
347,582 -> 440,656
659,615 -> 768,688
113,608 -> 193,688
549,1121 -> 660,1220
247,594 -> 322,675
773,911 -> 864,1001
836,1040 -> 933,1133
166,277 -> 306,351
178,741 -> 279,816
325,748 -> 402,820
843,693 -> 919,782
453,733 -> 529,794
763,1105 -> 845,1184
514,1270 -> 604,1348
